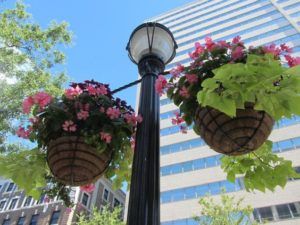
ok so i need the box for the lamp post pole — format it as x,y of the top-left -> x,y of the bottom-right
126,56 -> 164,225
126,22 -> 177,225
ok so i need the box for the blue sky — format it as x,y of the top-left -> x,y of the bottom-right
4,0 -> 192,107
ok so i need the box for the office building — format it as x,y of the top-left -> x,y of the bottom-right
147,0 -> 300,224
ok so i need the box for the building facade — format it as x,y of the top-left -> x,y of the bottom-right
0,178 -> 125,225
147,0 -> 300,224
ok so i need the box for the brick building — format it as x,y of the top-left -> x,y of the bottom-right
0,178 -> 125,225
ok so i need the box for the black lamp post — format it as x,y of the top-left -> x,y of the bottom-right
126,22 -> 177,225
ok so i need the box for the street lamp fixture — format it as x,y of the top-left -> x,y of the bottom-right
126,22 -> 177,225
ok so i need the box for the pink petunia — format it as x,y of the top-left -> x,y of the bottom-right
285,55 -> 300,67
124,113 -> 143,125
16,126 -> 31,139
106,107 -> 121,119
280,44 -> 292,53
80,184 -> 95,193
185,74 -> 198,84
96,85 -> 108,95
232,36 -> 243,45
22,96 -> 34,114
179,87 -> 190,98
65,86 -> 83,99
62,120 -> 77,132
262,44 -> 281,57
231,46 -> 244,61
170,64 -> 185,78
217,40 -> 231,48
155,75 -> 168,96
100,132 -> 112,143
171,112 -> 184,125
205,37 -> 216,51
33,92 -> 52,109
87,85 -> 97,95
77,110 -> 89,120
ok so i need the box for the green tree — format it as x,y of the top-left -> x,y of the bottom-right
0,1 -> 71,152
194,192 -> 259,225
77,206 -> 125,225
0,1 -> 72,200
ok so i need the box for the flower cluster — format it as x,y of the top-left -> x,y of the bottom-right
18,80 -> 141,189
155,36 -> 300,128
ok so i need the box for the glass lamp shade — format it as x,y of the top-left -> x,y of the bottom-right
127,22 -> 177,65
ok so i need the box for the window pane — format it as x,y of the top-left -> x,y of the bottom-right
2,219 -> 10,225
82,193 -> 89,206
172,190 -> 184,202
195,185 -> 209,197
209,182 -> 220,195
17,217 -> 25,225
29,215 -> 39,225
253,209 -> 261,222
289,203 -> 300,217
182,162 -> 193,172
184,187 -> 195,200
6,183 -> 14,192
258,207 -> 274,221
171,164 -> 182,174
194,159 -> 205,170
0,201 -> 6,211
278,140 -> 294,151
49,211 -> 60,225
205,157 -> 216,168
276,204 -> 292,219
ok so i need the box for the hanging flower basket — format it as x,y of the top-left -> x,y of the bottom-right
47,136 -> 112,186
18,80 -> 142,187
156,36 -> 300,155
194,104 -> 274,155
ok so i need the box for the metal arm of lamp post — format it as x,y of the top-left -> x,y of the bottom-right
126,22 -> 177,225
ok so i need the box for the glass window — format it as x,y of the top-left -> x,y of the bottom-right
253,209 -> 261,222
289,203 -> 300,217
161,192 -> 172,203
171,164 -> 182,174
17,217 -> 25,225
6,183 -> 14,192
220,181 -> 236,192
258,207 -> 274,221
2,219 -> 10,225
194,159 -> 205,170
172,189 -> 184,202
23,196 -> 32,207
283,2 -> 300,10
205,156 -> 216,168
49,211 -> 60,225
209,182 -> 220,195
113,198 -> 120,207
103,189 -> 109,201
184,187 -> 195,200
0,201 -> 5,211
161,167 -> 170,176
278,140 -> 294,151
82,193 -> 89,206
293,137 -> 300,148
37,194 -> 45,204
276,204 -> 292,219
182,162 -> 193,172
29,214 -> 39,225
195,184 -> 209,197
8,199 -> 17,210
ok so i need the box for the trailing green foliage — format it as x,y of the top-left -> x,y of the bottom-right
0,148 -> 47,198
197,54 -> 300,119
221,141 -> 300,192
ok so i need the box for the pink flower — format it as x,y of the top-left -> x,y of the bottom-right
171,112 -> 184,125
29,117 -> 39,125
77,110 -> 89,120
80,184 -> 95,193
170,64 -> 185,78
217,40 -> 231,48
22,96 -> 34,114
185,74 -> 198,84
124,113 -> 143,125
280,44 -> 292,53
65,86 -> 82,99
100,132 -> 112,143
179,87 -> 190,98
232,36 -> 243,45
195,42 -> 205,54
130,137 -> 136,151
285,55 -> 300,67
205,37 -> 216,51
16,126 -> 31,139
262,44 -> 281,57
231,46 -> 244,61
96,85 -> 108,95
106,107 -> 121,119
155,75 -> 168,96
87,85 -> 97,95
33,92 -> 52,109
99,107 -> 105,113
62,120 -> 77,132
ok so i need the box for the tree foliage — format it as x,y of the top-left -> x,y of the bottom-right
0,1 -> 71,152
194,192 -> 259,225
77,206 -> 125,225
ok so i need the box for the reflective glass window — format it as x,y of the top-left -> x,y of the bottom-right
276,204 -> 292,219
